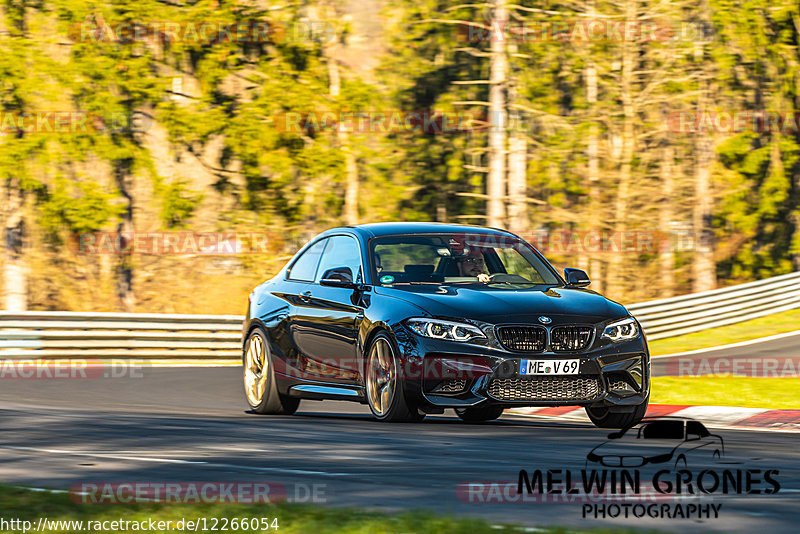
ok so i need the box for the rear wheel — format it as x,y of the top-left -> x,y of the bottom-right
243,327 -> 299,415
455,405 -> 505,423
586,398 -> 648,429
365,332 -> 424,422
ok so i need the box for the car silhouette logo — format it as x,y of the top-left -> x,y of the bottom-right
586,417 -> 724,469
538,316 -> 552,324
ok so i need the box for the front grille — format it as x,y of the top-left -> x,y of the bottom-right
550,326 -> 593,352
497,326 -> 546,352
431,379 -> 467,394
487,376 -> 601,401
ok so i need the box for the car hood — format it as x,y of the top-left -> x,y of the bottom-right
373,285 -> 628,323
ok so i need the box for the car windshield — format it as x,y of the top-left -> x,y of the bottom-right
370,233 -> 561,287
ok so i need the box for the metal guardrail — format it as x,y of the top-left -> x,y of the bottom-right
0,311 -> 243,361
1,272 -> 798,359
628,271 -> 800,340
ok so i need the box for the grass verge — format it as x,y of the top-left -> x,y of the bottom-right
651,376 -> 800,410
647,308 -> 800,356
0,484 -> 656,534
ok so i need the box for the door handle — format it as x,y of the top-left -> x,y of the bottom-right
299,290 -> 312,302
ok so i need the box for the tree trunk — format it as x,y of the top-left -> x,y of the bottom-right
436,203 -> 447,223
3,178 -> 27,311
328,58 -> 359,225
607,0 -> 637,299
659,144 -> 676,297
693,74 -> 716,292
585,59 -> 603,293
342,140 -> 359,225
487,0 -> 508,228
1,6 -> 28,311
507,130 -> 527,234
114,161 -> 135,312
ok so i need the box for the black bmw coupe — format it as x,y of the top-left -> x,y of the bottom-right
242,222 -> 649,428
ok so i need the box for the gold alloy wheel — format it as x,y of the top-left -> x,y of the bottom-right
366,337 -> 397,417
244,333 -> 269,406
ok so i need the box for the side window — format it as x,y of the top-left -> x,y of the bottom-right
686,421 -> 710,439
315,235 -> 363,283
641,420 -> 685,440
288,239 -> 327,281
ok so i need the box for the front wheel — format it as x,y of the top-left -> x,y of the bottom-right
243,327 -> 299,415
455,405 -> 505,423
585,398 -> 648,429
365,332 -> 424,422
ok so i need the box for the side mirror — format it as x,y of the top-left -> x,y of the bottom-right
564,267 -> 591,287
320,266 -> 358,289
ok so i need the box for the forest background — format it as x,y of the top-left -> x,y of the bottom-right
1,0 -> 798,314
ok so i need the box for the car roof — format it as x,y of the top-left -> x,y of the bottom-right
323,222 -> 517,239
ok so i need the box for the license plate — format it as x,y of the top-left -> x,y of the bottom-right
520,359 -> 580,375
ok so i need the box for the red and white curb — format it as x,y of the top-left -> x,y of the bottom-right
505,404 -> 800,433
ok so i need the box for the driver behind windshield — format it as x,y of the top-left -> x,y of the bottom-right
455,248 -> 490,283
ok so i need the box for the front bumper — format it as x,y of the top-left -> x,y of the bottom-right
393,321 -> 650,410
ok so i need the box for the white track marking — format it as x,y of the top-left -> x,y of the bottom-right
652,330 -> 800,359
673,406 -> 769,425
505,405 -> 800,433
4,446 -> 206,464
1,446 -> 355,477
505,408 -> 588,421
12,486 -> 68,494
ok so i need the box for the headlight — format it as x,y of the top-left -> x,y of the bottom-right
647,453 -> 673,464
602,317 -> 639,342
406,318 -> 486,342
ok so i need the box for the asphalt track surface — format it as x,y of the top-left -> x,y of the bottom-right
1,334 -> 799,533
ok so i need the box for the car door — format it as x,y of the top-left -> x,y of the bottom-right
282,238 -> 327,380
292,234 -> 365,385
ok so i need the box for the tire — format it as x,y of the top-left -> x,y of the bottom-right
243,326 -> 299,415
586,398 -> 648,429
455,405 -> 505,423
364,332 -> 424,422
